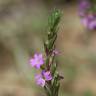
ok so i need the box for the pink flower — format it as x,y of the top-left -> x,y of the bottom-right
29,53 -> 44,69
78,0 -> 91,17
42,70 -> 52,81
35,71 -> 52,87
89,20 -> 96,30
35,74 -> 45,87
81,14 -> 96,30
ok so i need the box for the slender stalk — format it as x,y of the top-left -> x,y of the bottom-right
29,9 -> 63,96
43,9 -> 63,96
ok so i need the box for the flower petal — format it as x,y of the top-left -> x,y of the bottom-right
35,74 -> 45,87
29,53 -> 44,69
29,59 -> 36,67
43,71 -> 52,81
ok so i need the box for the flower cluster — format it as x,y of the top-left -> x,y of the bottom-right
78,0 -> 96,30
29,53 -> 52,87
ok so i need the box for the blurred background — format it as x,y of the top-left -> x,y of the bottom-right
0,0 -> 96,96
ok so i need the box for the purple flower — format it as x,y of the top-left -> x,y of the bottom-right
35,74 -> 45,87
35,71 -> 52,87
78,0 -> 91,16
29,53 -> 44,69
89,20 -> 96,30
81,14 -> 96,30
78,0 -> 96,30
79,0 -> 90,10
42,70 -> 52,80
81,14 -> 92,28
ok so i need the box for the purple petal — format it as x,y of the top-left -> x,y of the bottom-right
81,18 -> 88,27
36,78 -> 45,87
29,59 -> 36,67
89,20 -> 96,30
29,53 -> 44,69
43,71 -> 52,81
38,54 -> 43,59
35,74 -> 45,87
34,54 -> 38,59
79,0 -> 90,10
35,64 -> 41,69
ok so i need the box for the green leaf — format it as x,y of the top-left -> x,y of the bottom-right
48,34 -> 57,50
48,9 -> 61,33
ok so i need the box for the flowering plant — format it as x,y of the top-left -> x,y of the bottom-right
78,0 -> 96,30
29,9 -> 63,96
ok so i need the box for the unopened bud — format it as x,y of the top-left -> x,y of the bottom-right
48,31 -> 51,35
45,40 -> 49,45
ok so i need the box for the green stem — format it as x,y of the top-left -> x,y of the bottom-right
44,9 -> 62,96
